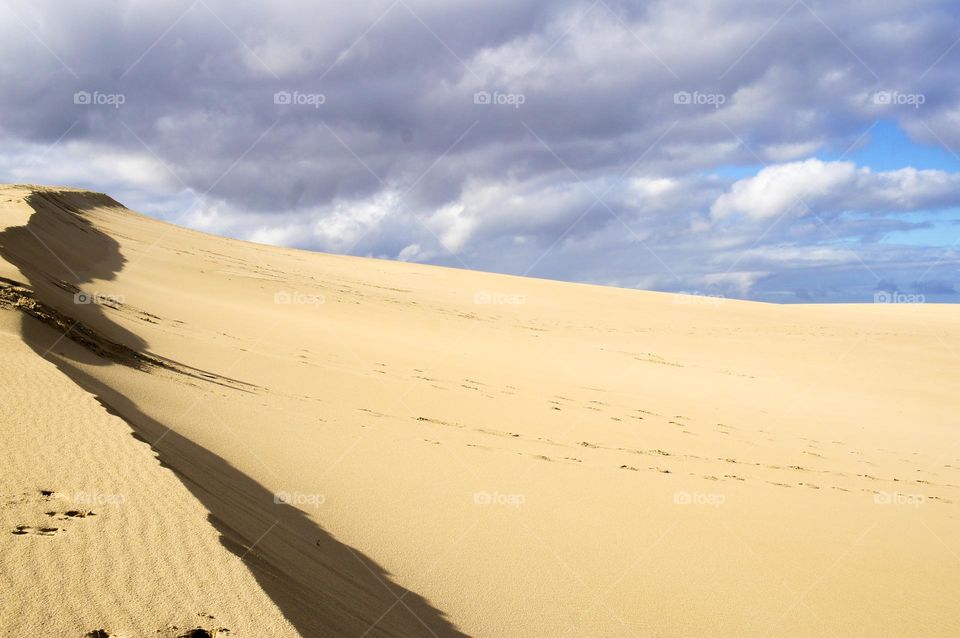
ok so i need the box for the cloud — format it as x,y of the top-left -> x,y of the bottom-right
711,160 -> 858,220
1,0 -> 959,301
711,159 -> 960,220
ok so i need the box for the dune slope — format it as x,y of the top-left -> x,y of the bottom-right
1,185 -> 959,637
0,309 -> 298,637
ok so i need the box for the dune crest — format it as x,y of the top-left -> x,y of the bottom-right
1,185 -> 959,637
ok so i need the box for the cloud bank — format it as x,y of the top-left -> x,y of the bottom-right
1,0 -> 959,301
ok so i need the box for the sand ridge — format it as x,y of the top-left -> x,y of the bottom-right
1,185 -> 959,636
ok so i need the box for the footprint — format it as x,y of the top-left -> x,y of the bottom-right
45,509 -> 96,520
87,621 -> 229,638
12,525 -> 61,536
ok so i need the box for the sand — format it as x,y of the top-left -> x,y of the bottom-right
1,184 -> 958,637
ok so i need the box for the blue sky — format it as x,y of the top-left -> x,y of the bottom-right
845,123 -> 960,259
1,0 -> 959,302
843,121 -> 960,173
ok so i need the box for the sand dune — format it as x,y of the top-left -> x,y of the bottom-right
1,185 -> 959,637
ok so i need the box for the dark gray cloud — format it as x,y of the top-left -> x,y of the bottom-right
2,0 -> 959,301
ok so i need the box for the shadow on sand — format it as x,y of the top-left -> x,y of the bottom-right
0,190 -> 468,637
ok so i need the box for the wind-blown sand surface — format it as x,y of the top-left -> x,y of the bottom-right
1,184 -> 958,637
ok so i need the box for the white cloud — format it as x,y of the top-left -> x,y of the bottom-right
0,137 -> 176,193
311,192 -> 398,251
711,159 -> 857,219
711,159 -> 960,220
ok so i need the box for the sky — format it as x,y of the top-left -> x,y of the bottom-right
1,0 -> 959,302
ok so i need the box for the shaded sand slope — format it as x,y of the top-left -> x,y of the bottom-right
0,309 -> 296,637
1,184 -> 959,636
0,187 -> 467,637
